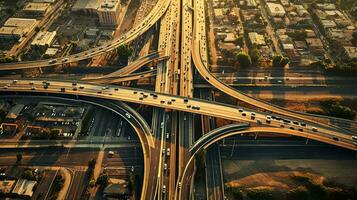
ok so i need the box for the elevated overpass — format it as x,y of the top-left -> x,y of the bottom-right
1,79 -> 356,152
82,51 -> 168,82
0,0 -> 171,70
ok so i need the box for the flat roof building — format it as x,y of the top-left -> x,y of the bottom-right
12,179 -> 37,197
31,31 -> 57,47
267,3 -> 286,17
23,2 -> 51,17
97,0 -> 121,27
4,18 -> 38,29
0,27 -> 26,40
248,32 -> 266,46
6,104 -> 25,119
72,0 -> 103,14
0,18 -> 38,40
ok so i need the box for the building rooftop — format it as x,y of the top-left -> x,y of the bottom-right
45,47 -> 59,56
31,31 -> 57,46
248,32 -> 266,46
0,26 -> 25,37
267,3 -> 286,16
306,38 -> 324,48
12,179 -> 37,197
6,104 -> 25,119
98,0 -> 120,12
23,2 -> 51,12
4,18 -> 38,28
72,0 -> 103,11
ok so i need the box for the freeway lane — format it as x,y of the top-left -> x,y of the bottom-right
0,79 -> 356,151
0,0 -> 171,70
82,51 -> 168,82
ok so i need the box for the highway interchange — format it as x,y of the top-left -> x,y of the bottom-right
0,0 -> 357,199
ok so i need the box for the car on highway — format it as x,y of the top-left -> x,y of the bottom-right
266,115 -> 272,123
238,108 -> 243,112
192,105 -> 200,110
251,112 -> 256,119
257,119 -> 262,124
60,88 -> 65,92
125,113 -> 131,118
352,135 -> 357,140
108,151 -> 114,157
166,148 -> 170,156
48,59 -> 57,64
13,80 -> 18,84
164,163 -> 167,171
312,127 -> 318,132
162,185 -> 166,193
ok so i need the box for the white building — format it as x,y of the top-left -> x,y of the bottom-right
248,32 -> 266,46
97,0 -> 121,27
31,31 -> 57,47
267,3 -> 286,17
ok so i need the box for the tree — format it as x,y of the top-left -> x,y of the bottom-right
16,154 -> 22,163
96,173 -> 109,187
236,52 -> 252,67
22,169 -> 35,180
117,44 -> 133,60
88,158 -> 96,169
250,47 -> 260,64
272,55 -> 289,67
89,179 -> 96,187
235,36 -> 244,47
0,57 -> 14,63
281,57 -> 290,67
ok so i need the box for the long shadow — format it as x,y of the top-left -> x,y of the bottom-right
269,65 -> 286,107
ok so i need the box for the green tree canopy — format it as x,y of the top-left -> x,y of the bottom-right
117,44 -> 133,60
272,55 -> 289,67
250,47 -> 260,64
236,52 -> 252,67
